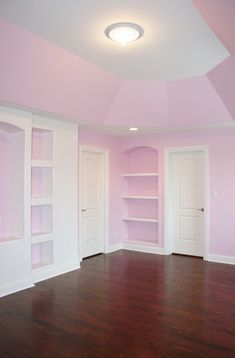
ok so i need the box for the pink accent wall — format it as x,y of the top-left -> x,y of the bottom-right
78,128 -> 123,246
193,0 -> 235,55
121,128 -> 235,257
207,56 -> 235,119
106,81 -> 169,127
0,20 -> 122,124
167,75 -> 232,126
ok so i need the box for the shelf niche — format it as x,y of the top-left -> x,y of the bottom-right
31,167 -> 53,198
31,241 -> 53,269
31,204 -> 53,236
32,128 -> 53,161
122,146 -> 159,245
0,122 -> 25,242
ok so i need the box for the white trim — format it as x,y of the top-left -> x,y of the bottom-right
105,243 -> 123,254
164,146 -> 209,260
0,277 -> 34,298
79,145 -> 109,261
123,240 -> 166,255
32,261 -> 81,283
207,254 -> 235,266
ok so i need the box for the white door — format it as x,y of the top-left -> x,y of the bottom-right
170,151 -> 205,257
81,150 -> 105,259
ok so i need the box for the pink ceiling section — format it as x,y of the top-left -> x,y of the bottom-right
193,0 -> 235,55
106,81 -> 169,127
0,20 -> 122,123
0,18 -> 234,127
167,75 -> 233,126
207,56 -> 235,119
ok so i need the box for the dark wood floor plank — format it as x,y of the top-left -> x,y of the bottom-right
1,250 -> 235,357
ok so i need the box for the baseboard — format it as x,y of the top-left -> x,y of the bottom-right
105,243 -> 123,254
32,260 -> 81,283
123,240 -> 165,255
0,277 -> 35,298
207,254 -> 235,266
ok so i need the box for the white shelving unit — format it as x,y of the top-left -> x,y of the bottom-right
31,127 -> 54,271
122,147 -> 159,245
0,107 -> 79,297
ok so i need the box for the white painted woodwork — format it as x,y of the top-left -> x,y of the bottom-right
123,217 -> 158,223
122,196 -> 158,200
81,151 -> 105,258
171,151 -> 205,256
122,173 -> 158,177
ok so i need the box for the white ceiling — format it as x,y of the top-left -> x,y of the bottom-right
0,0 -> 229,80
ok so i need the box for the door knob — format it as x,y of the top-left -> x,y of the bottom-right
82,209 -> 86,212
197,208 -> 204,212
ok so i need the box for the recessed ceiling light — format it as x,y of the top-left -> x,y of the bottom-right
129,127 -> 138,131
105,22 -> 144,45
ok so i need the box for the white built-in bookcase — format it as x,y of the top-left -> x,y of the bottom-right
122,146 -> 160,246
0,106 -> 79,297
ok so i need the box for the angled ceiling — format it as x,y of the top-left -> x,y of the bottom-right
0,0 -> 234,133
0,0 -> 229,80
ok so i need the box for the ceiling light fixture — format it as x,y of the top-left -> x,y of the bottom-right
129,127 -> 138,131
105,22 -> 144,45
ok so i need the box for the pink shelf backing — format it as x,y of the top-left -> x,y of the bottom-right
124,221 -> 159,244
122,175 -> 158,197
123,199 -> 158,219
32,128 -> 53,161
122,147 -> 158,174
31,167 -> 53,198
31,241 -> 53,267
31,204 -> 53,236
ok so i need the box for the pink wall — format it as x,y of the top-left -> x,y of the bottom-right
0,20 -> 122,124
78,128 -> 123,246
193,0 -> 235,56
121,128 -> 235,257
207,57 -> 235,119
167,75 -> 232,126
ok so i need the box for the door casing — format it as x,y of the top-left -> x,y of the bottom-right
79,145 -> 109,261
164,146 -> 209,260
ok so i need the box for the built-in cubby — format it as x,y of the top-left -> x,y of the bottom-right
31,167 -> 53,198
122,146 -> 159,245
31,241 -> 54,270
31,128 -> 53,161
31,204 -> 53,237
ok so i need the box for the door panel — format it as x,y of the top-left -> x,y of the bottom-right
171,152 -> 204,256
81,151 -> 104,258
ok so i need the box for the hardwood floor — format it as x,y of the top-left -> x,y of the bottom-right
1,250 -> 235,357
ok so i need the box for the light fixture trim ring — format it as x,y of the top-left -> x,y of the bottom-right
105,22 -> 144,44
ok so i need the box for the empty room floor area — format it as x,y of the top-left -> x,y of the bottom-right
1,251 -> 235,357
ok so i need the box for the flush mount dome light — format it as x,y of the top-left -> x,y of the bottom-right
105,22 -> 144,45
